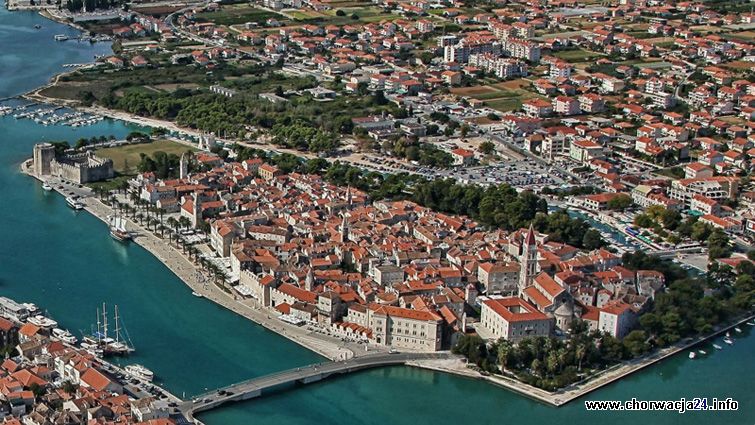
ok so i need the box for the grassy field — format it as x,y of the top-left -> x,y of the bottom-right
96,140 -> 196,174
723,60 -> 755,71
450,86 -> 500,97
484,97 -> 523,112
451,80 -> 542,113
288,10 -> 324,20
196,5 -> 287,26
316,6 -> 398,24
39,80 -> 112,101
552,48 -> 604,63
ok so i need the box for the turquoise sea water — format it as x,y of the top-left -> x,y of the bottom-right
0,5 -> 753,425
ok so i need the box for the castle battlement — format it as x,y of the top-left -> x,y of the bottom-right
33,144 -> 114,184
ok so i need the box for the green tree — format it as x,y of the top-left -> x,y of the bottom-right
607,194 -> 632,211
707,229 -> 731,260
622,330 -> 649,357
479,141 -> 495,155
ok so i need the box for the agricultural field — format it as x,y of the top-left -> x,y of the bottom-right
451,80 -> 542,113
96,140 -> 196,174
552,48 -> 605,63
723,60 -> 755,71
450,86 -> 500,97
39,80 -> 112,101
318,6 -> 400,24
287,10 -> 325,20
484,97 -> 524,113
195,5 -> 288,26
40,61 -> 262,103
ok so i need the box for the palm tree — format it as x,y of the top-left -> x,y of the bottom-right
166,217 -> 178,243
129,190 -> 139,210
178,216 -> 191,230
575,342 -> 587,372
217,270 -> 229,290
157,208 -> 166,237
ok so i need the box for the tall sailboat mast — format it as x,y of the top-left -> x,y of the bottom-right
114,305 -> 120,344
96,307 -> 101,342
102,302 -> 108,340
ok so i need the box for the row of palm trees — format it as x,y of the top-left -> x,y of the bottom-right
94,185 -> 232,289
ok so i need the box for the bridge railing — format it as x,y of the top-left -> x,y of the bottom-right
191,352 -> 451,401
191,360 -> 347,399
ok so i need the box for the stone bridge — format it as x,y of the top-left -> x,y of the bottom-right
180,352 -> 451,421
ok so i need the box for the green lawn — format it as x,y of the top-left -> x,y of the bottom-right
552,48 -> 604,63
316,6 -> 398,24
472,90 -> 520,101
485,97 -> 523,112
196,5 -> 287,26
288,10 -> 321,20
96,140 -> 196,174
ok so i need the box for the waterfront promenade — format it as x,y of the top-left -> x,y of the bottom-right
411,313 -> 755,407
21,161 -> 365,362
84,197 -> 365,361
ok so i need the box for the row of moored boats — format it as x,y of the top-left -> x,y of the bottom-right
0,104 -> 103,127
689,323 -> 751,359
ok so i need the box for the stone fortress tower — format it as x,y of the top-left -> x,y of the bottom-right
32,142 -> 114,184
33,143 -> 57,178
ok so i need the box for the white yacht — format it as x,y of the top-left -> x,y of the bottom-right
723,336 -> 734,345
28,315 -> 58,329
66,197 -> 84,210
52,328 -> 77,344
191,291 -> 203,298
21,303 -> 40,316
41,182 -> 53,191
80,341 -> 104,357
125,364 -> 154,382
688,351 -> 696,359
713,344 -> 723,350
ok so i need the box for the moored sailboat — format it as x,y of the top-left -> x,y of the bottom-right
109,215 -> 131,242
83,303 -> 135,357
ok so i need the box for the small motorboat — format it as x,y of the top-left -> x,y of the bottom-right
688,352 -> 696,359
723,337 -> 734,345
713,344 -> 723,350
42,182 -> 53,191
747,321 -> 755,326
698,350 -> 706,355
734,327 -> 742,333
191,291 -> 203,298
